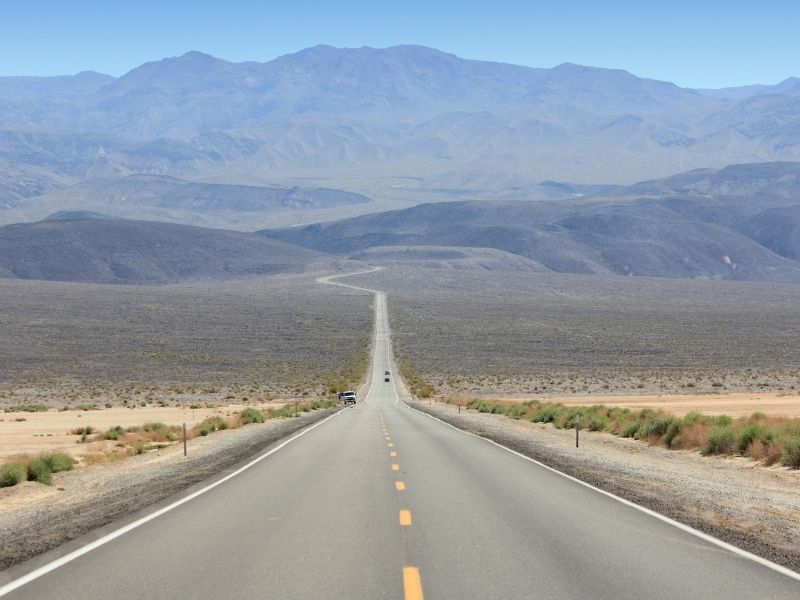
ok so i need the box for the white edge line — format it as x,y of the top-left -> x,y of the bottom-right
407,403 -> 800,583
0,408 -> 349,597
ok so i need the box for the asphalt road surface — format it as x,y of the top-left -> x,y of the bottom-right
1,278 -> 799,599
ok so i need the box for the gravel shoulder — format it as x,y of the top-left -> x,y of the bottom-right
0,407 -> 338,571
409,399 -> 800,572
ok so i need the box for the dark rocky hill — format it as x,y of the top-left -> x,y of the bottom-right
0,217 -> 348,284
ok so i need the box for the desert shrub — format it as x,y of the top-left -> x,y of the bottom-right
588,414 -> 610,431
622,422 -> 640,438
715,415 -> 733,427
555,409 -> 580,429
26,458 -> 53,485
506,403 -> 529,420
662,419 -> 682,448
672,422 -> 710,450
142,422 -> 168,433
104,425 -> 125,440
780,437 -> 800,468
196,416 -> 228,436
41,452 -> 75,473
71,426 -> 94,435
4,404 -> 47,413
241,408 -> 265,424
0,463 -> 26,487
737,424 -> 773,455
702,427 -> 735,455
747,438 -> 783,466
638,417 -> 672,440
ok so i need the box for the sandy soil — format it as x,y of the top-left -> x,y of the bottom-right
0,403 -> 285,461
485,391 -> 800,417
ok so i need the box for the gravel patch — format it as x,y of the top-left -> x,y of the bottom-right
0,407 -> 338,570
410,399 -> 800,572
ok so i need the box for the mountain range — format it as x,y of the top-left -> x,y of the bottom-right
1,46 -> 799,285
1,44 -> 799,216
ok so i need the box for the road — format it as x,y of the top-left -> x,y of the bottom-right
1,276 -> 799,599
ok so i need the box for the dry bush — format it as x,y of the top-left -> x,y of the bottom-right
747,439 -> 784,466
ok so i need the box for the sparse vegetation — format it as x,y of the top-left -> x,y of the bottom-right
0,276 -> 372,405
0,451 -> 76,487
401,365 -> 435,398
25,457 -> 53,485
346,268 -> 800,397
0,463 -> 26,487
240,407 -> 265,424
40,452 -> 75,473
3,404 -> 48,413
442,397 -> 800,468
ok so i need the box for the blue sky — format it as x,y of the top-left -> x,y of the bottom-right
1,0 -> 797,88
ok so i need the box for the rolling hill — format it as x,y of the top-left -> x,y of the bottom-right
262,162 -> 800,283
0,216 -> 352,284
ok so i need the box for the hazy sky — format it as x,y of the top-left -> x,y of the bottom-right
1,0 -> 797,88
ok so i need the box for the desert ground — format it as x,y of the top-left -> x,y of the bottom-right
552,391 -> 800,417
346,267 -> 800,399
0,403 -> 275,461
0,273 -> 372,406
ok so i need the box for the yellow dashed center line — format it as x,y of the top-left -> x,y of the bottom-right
390,451 -> 397,457
388,443 -> 394,448
391,464 -> 400,471
403,566 -> 424,600
395,481 -> 406,491
399,509 -> 412,526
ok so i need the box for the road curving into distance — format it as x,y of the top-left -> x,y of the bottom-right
1,270 -> 799,599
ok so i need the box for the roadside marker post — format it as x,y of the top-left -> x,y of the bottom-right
576,413 -> 580,448
183,423 -> 187,457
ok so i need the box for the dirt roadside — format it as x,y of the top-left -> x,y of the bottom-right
0,407 -> 338,571
409,399 -> 800,572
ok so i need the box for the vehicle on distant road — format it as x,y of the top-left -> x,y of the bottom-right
338,390 -> 356,404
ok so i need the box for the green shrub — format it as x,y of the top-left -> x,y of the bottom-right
104,425 -> 125,440
682,411 -> 706,426
41,452 -> 75,473
622,422 -> 640,438
196,416 -> 228,436
588,414 -> 610,431
780,437 -> 800,468
638,417 -> 672,439
662,420 -> 682,448
0,463 -> 26,487
142,422 -> 169,433
241,408 -> 265,424
531,405 -> 558,423
702,427 -> 735,455
715,415 -> 732,427
738,424 -> 773,455
26,458 -> 53,485
506,404 -> 528,420
4,404 -> 48,413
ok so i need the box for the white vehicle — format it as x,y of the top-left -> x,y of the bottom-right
338,390 -> 356,405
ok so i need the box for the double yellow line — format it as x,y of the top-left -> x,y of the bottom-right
381,413 -> 424,600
